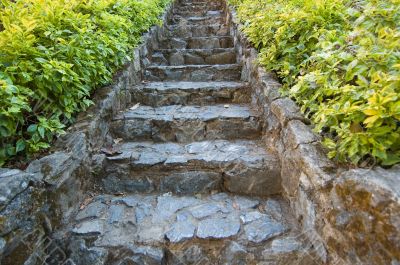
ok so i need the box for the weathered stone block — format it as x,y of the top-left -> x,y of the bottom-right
270,98 -> 305,127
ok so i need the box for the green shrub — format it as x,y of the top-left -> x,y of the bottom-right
0,0 -> 171,166
230,0 -> 400,166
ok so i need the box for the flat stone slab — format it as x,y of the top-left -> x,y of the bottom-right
153,48 -> 236,65
132,81 -> 249,106
165,221 -> 196,242
169,15 -> 225,26
71,193 -> 291,243
197,216 -> 240,239
165,24 -> 229,38
159,36 -> 233,50
103,140 -> 280,196
111,104 -> 261,142
243,216 -> 288,243
69,193 -> 319,264
145,64 -> 240,81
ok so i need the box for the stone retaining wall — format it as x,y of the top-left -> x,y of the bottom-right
0,2 -> 177,263
225,4 -> 400,265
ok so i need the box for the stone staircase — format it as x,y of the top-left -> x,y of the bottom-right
67,0 -> 321,264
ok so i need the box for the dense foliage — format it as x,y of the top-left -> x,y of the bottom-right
230,0 -> 400,166
0,0 -> 171,166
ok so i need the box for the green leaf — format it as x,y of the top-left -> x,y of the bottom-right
16,139 -> 26,153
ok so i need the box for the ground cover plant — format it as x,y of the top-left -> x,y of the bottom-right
0,0 -> 171,166
230,0 -> 400,166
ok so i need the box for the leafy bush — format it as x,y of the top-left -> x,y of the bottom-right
0,0 -> 171,166
230,0 -> 400,166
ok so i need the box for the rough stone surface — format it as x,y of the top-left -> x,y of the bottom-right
112,104 -> 261,142
75,200 -> 107,221
160,171 -> 220,195
104,140 -> 281,196
197,216 -> 240,239
220,242 -> 248,265
165,221 -> 196,242
69,239 -> 108,265
26,151 -> 80,188
0,169 -> 39,210
270,98 -> 305,126
145,64 -> 241,81
65,192 -> 311,264
0,238 -> 5,256
72,220 -> 105,235
243,216 -> 288,243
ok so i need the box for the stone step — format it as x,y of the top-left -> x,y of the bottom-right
131,81 -> 250,106
102,140 -> 281,196
175,5 -> 223,12
179,1 -> 223,7
169,15 -> 225,26
174,8 -> 225,19
165,23 -> 229,38
111,104 -> 261,142
174,10 -> 223,18
68,193 -> 320,265
152,48 -> 236,65
160,36 -> 233,50
178,1 -> 223,6
145,64 -> 241,81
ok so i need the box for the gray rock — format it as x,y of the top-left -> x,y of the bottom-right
265,199 -> 285,222
165,221 -> 196,242
152,53 -> 168,65
72,220 -> 104,235
197,216 -> 240,239
269,237 -> 303,254
107,140 -> 278,196
102,175 -> 154,194
188,37 -> 220,49
207,10 -> 222,16
153,195 -> 199,222
108,204 -> 125,224
129,246 -> 166,265
145,64 -> 241,82
0,169 -> 39,210
284,120 -> 318,150
176,211 -> 192,222
270,98 -> 305,126
189,202 -> 222,219
243,216 -> 287,243
113,196 -> 140,207
160,171 -> 221,195
76,201 -> 107,221
240,211 -> 266,224
170,38 -> 187,49
26,151 -> 80,188
234,196 -> 259,210
185,53 -> 205,64
223,156 -> 282,196
69,239 -> 108,265
134,151 -> 167,166
205,51 -> 236,64
135,202 -> 154,223
0,237 -> 6,255
220,242 -> 248,265
91,154 -> 106,174
169,52 -> 185,65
